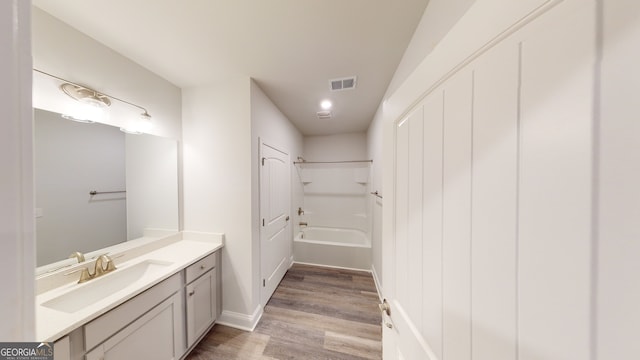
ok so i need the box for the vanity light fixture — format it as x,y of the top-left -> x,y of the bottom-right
35,68 -> 154,133
60,83 -> 111,108
60,82 -> 111,123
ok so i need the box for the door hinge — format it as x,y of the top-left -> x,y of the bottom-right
261,157 -> 265,166
263,279 -> 265,287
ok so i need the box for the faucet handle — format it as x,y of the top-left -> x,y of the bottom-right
103,256 -> 117,272
64,267 -> 93,284
95,254 -> 117,275
68,251 -> 85,263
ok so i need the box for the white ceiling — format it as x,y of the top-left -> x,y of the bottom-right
33,0 -> 429,136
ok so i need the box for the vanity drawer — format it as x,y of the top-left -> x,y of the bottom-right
185,253 -> 216,284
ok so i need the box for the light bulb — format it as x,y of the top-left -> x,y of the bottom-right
79,95 -> 108,108
62,101 -> 106,123
120,111 -> 153,134
137,112 -> 153,132
61,114 -> 94,123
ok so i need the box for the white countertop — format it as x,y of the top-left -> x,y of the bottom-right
36,233 -> 223,342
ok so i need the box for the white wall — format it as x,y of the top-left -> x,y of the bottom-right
183,78 -> 301,330
250,79 -> 303,307
182,78 -> 257,327
597,1 -> 640,358
35,109 -> 126,266
304,133 -> 367,162
0,0 -> 34,341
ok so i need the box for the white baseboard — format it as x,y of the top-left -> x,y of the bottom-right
371,264 -> 383,302
293,261 -> 371,273
216,304 -> 263,331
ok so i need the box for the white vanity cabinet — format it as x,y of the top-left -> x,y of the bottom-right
185,252 -> 218,348
84,273 -> 184,360
49,248 -> 221,360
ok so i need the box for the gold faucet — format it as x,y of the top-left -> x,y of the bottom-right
65,254 -> 117,284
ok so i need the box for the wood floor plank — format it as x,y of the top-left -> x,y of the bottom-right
186,325 -> 271,360
186,264 -> 382,360
262,305 -> 381,341
268,290 -> 380,325
324,331 -> 382,360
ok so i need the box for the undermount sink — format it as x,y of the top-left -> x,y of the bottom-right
42,259 -> 173,313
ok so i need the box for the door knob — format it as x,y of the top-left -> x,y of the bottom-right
379,299 -> 391,316
379,299 -> 394,329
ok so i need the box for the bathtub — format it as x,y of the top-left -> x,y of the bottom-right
294,227 -> 371,270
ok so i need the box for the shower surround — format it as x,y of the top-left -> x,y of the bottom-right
294,161 -> 372,270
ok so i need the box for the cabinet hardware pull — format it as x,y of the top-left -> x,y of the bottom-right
189,290 -> 195,296
200,265 -> 205,270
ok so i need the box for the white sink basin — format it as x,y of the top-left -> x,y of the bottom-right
42,259 -> 173,313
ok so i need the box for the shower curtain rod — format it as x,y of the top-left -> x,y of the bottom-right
293,159 -> 373,165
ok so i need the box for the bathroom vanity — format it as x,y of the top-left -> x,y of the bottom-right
36,231 -> 223,360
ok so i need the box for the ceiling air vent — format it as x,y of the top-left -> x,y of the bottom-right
330,76 -> 357,92
316,110 -> 332,119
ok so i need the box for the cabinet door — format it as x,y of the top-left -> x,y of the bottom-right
86,292 -> 183,360
186,268 -> 216,347
53,336 -> 70,360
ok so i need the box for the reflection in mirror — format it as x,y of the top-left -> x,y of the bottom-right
34,108 -> 179,271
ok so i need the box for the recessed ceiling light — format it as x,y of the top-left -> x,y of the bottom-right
320,100 -> 332,110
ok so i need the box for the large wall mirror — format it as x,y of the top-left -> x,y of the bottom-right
34,108 -> 179,273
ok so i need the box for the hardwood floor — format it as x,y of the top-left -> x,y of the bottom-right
186,263 -> 382,360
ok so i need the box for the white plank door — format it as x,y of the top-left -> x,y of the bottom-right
382,1 -> 595,359
382,105 -> 435,360
260,141 -> 291,306
470,42 -> 519,360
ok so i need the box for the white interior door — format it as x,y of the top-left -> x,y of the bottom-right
260,141 -> 291,306
382,2 -> 594,359
382,100 -> 439,360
